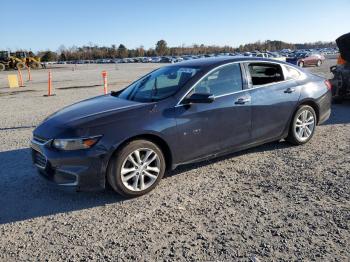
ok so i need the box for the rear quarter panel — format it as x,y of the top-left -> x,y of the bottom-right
297,72 -> 331,123
298,73 -> 327,100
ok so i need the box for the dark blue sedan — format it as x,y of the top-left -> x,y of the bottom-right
31,57 -> 332,197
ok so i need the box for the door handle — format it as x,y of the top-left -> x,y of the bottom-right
235,97 -> 251,104
284,88 -> 295,93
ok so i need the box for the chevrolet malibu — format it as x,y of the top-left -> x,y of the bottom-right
31,57 -> 332,197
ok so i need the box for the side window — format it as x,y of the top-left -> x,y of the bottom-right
284,65 -> 301,80
247,63 -> 284,86
193,63 -> 242,96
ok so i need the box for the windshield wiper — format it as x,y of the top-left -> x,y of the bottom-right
110,90 -> 121,96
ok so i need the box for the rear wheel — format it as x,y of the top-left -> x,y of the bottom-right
107,140 -> 166,197
0,63 -> 5,71
298,61 -> 304,68
286,105 -> 316,145
30,61 -> 40,69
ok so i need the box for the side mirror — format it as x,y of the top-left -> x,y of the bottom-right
183,93 -> 215,104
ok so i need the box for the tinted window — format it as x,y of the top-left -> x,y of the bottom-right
248,63 -> 284,86
193,63 -> 242,96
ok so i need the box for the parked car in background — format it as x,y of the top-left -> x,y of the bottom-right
182,56 -> 193,61
151,57 -> 161,63
173,56 -> 183,62
31,57 -> 332,197
160,56 -> 175,63
142,57 -> 153,63
110,58 -> 120,63
253,52 -> 286,62
286,52 -> 325,67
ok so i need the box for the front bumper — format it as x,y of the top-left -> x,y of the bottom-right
31,137 -> 108,191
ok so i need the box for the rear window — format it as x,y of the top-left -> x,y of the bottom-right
284,65 -> 301,80
247,63 -> 284,86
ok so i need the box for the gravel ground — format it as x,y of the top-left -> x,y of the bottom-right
0,60 -> 349,261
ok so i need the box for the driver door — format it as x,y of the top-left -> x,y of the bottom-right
174,63 -> 252,163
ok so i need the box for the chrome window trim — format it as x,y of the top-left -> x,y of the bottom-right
249,78 -> 294,88
213,90 -> 247,99
175,60 -> 300,107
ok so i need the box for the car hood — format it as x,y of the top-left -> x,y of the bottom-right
34,95 -> 146,138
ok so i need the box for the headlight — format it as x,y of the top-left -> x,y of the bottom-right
52,136 -> 102,151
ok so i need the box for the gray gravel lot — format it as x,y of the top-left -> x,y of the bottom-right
0,60 -> 349,261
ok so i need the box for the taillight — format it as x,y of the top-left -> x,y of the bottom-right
324,80 -> 332,90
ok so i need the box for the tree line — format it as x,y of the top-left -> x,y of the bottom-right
38,39 -> 336,62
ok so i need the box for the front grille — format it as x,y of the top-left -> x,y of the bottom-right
33,135 -> 49,144
33,150 -> 47,169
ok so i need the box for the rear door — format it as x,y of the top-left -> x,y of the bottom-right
244,62 -> 301,142
304,53 -> 315,66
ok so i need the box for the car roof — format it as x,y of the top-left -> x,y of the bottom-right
171,56 -> 291,69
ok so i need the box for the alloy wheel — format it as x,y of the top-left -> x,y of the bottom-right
294,109 -> 315,142
120,148 -> 161,192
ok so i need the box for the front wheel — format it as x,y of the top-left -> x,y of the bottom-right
0,63 -> 5,71
316,60 -> 322,67
286,105 -> 316,145
107,140 -> 166,197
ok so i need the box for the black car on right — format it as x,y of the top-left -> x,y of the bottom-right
329,32 -> 350,103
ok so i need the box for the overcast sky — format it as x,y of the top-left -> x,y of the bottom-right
1,0 -> 349,51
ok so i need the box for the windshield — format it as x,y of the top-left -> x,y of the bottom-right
116,66 -> 201,102
0,51 -> 8,58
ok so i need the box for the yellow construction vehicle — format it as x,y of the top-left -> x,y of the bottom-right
0,51 -> 26,71
14,51 -> 41,69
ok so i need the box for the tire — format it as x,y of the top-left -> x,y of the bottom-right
298,61 -> 304,68
316,60 -> 322,67
16,62 -> 26,70
107,139 -> 166,197
0,63 -> 5,71
286,105 -> 317,145
30,61 -> 40,69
